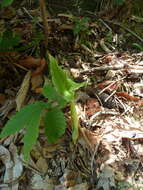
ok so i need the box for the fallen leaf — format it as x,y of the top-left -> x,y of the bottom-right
16,71 -> 31,111
116,91 -> 140,101
0,93 -> 6,105
32,58 -> 46,76
36,157 -> 48,174
31,74 -> 43,91
19,56 -> 41,69
69,182 -> 89,190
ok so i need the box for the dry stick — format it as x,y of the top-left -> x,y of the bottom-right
104,19 -> 143,44
22,7 -> 43,28
39,0 -> 49,50
86,11 -> 143,44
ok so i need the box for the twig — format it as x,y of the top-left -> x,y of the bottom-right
92,64 -> 124,71
39,0 -> 49,50
105,90 -> 116,102
98,18 -> 112,32
104,19 -> 143,44
90,111 -> 119,123
99,38 -> 112,53
22,7 -> 43,28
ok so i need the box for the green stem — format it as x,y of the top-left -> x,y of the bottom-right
70,101 -> 79,144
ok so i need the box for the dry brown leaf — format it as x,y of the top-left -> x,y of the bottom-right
79,127 -> 101,150
31,74 -> 43,92
32,58 -> 46,76
36,157 -> 48,174
60,169 -> 78,188
69,182 -> 89,190
42,144 -> 60,158
16,71 -> 31,111
116,91 -> 140,102
85,98 -> 101,118
19,56 -> 41,69
0,93 -> 6,105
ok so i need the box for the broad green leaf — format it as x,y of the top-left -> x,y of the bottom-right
70,101 -> 79,144
23,110 -> 42,160
0,101 -> 47,138
43,83 -> 67,108
0,0 -> 13,6
49,54 -> 85,102
44,108 -> 66,143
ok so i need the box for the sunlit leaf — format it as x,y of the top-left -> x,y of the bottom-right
43,83 -> 67,108
49,54 -> 85,102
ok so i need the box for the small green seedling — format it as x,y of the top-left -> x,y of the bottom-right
0,54 -> 85,160
73,17 -> 90,35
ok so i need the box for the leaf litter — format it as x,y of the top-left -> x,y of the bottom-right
0,4 -> 143,190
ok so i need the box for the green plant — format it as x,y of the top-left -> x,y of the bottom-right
0,0 -> 13,6
0,55 -> 85,160
132,43 -> 143,51
0,30 -> 21,52
73,16 -> 92,47
106,31 -> 113,43
73,17 -> 90,35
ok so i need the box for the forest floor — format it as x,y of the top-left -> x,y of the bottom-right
0,3 -> 143,190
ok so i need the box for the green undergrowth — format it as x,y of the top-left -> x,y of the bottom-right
0,54 -> 85,160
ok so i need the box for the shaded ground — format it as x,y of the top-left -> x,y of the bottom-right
0,2 -> 143,190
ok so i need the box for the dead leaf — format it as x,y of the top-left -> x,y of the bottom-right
116,92 -> 140,102
79,127 -> 101,150
19,56 -> 41,69
16,71 -> 31,111
97,165 -> 115,190
0,8 -> 16,19
60,169 -> 78,188
31,174 -> 54,190
0,93 -> 6,105
31,74 -> 43,92
36,157 -> 48,174
69,182 -> 89,190
32,58 -> 46,76
85,98 -> 101,118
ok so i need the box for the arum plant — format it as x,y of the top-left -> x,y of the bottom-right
49,55 -> 85,143
0,54 -> 85,160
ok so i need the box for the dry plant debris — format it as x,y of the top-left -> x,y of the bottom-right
0,5 -> 143,190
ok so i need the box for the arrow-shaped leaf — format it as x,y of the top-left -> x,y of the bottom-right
43,83 -> 67,108
49,54 -> 85,102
